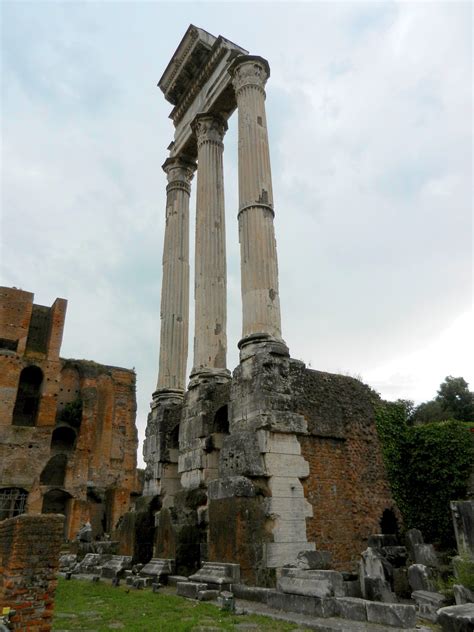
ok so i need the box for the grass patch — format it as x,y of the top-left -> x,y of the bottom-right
52,577 -> 299,631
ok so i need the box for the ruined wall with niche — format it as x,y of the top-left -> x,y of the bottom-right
0,287 -> 140,541
290,364 -> 398,570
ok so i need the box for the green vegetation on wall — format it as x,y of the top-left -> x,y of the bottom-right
375,401 -> 473,548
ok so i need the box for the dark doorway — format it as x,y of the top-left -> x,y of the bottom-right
40,454 -> 68,486
380,508 -> 399,535
12,366 -> 43,426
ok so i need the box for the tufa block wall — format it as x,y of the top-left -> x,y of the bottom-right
0,513 -> 64,632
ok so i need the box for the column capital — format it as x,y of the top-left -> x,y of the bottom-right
191,113 -> 228,149
162,155 -> 196,194
229,55 -> 271,96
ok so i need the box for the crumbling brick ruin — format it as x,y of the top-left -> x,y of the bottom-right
0,286 -> 140,541
142,25 -> 398,586
0,514 -> 64,631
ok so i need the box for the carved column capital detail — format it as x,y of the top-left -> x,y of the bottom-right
191,114 -> 228,149
230,55 -> 270,97
162,156 -> 196,194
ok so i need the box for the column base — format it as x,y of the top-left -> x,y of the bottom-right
238,332 -> 289,361
152,388 -> 184,407
188,367 -> 231,390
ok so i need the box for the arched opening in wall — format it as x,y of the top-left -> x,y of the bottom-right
40,454 -> 68,487
12,366 -> 43,426
0,487 -> 28,521
380,508 -> 399,535
42,489 -> 72,535
51,425 -> 77,452
212,405 -> 229,434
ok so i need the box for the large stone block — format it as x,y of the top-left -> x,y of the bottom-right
412,590 -> 448,622
266,590 -> 338,618
437,604 -> 474,632
336,597 -> 369,622
405,528 -> 424,561
277,570 -> 344,598
454,584 -> 474,605
100,555 -> 132,579
140,558 -> 174,581
264,453 -> 309,477
407,563 -> 436,592
219,431 -> 266,477
188,562 -> 240,585
366,602 -> 416,629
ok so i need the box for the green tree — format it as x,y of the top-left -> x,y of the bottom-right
436,376 -> 474,422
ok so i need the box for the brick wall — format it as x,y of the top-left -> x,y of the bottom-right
291,365 -> 397,571
0,514 -> 64,631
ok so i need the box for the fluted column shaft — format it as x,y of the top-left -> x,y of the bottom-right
190,114 -> 229,381
155,156 -> 196,399
230,56 -> 282,345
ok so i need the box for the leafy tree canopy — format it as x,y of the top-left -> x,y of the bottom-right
411,376 -> 474,425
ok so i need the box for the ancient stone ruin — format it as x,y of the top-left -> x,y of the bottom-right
142,24 -> 398,586
0,286 -> 140,540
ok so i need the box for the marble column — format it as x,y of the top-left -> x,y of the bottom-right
189,114 -> 230,385
155,155 -> 196,401
230,55 -> 283,349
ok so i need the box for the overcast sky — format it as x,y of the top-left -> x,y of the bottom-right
1,1 -> 472,466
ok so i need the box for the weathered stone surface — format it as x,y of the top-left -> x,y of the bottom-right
232,584 -> 272,602
100,555 -> 132,579
437,604 -> 474,632
207,476 -> 256,500
335,597 -> 368,622
451,500 -> 474,558
364,577 -> 398,603
189,562 -> 240,585
219,432 -> 266,477
197,589 -> 220,601
412,590 -> 448,622
413,543 -> 439,568
405,528 -> 424,560
177,581 -> 208,599
366,602 -> 416,628
140,558 -> 174,580
454,584 -> 474,605
361,547 -> 386,580
407,563 -> 436,592
59,554 -> 78,572
279,569 -> 344,598
267,590 -> 338,618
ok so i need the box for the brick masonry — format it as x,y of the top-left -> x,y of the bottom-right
0,513 -> 64,631
0,287 -> 140,540
292,365 -> 398,570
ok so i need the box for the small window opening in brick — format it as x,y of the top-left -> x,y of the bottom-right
51,425 -> 77,452
0,487 -> 28,520
12,365 -> 43,426
40,454 -> 68,486
380,508 -> 399,535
